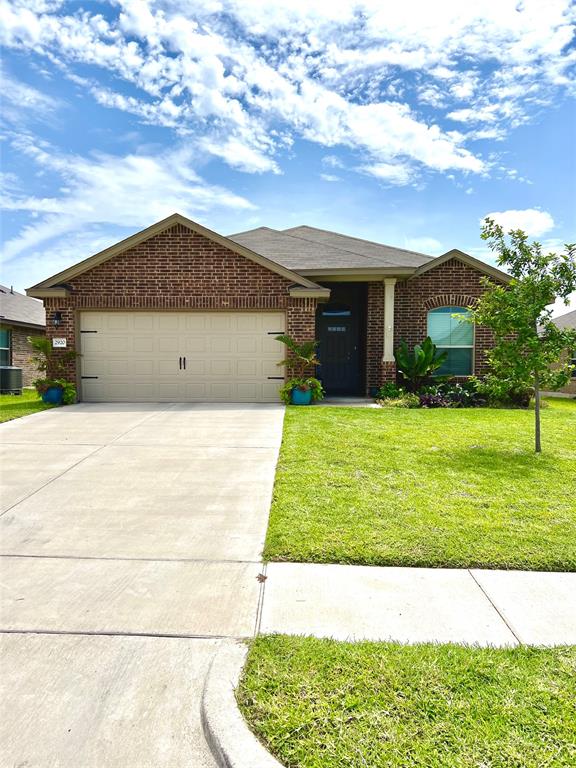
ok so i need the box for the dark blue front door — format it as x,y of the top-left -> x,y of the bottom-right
316,284 -> 366,395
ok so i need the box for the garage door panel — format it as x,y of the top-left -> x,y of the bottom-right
236,337 -> 257,354
209,359 -> 232,376
80,311 -> 285,402
183,337 -> 207,353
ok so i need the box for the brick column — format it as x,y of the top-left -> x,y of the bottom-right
44,298 -> 77,383
286,296 -> 318,377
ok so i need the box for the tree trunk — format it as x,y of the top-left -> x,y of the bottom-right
534,371 -> 541,453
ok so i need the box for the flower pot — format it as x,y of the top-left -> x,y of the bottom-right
42,386 -> 63,405
291,387 -> 313,405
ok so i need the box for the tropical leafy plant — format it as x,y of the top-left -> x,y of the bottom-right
394,337 -> 448,392
279,377 -> 324,405
275,334 -> 320,378
28,335 -> 78,377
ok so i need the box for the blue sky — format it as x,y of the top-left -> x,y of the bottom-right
1,0 -> 575,314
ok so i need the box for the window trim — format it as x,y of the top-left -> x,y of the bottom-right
427,306 -> 475,377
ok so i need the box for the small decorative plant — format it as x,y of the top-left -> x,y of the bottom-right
275,334 -> 324,405
279,377 -> 324,405
376,381 -> 404,400
394,336 -> 448,392
33,377 -> 77,405
28,336 -> 78,406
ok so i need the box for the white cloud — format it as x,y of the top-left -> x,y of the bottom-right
404,236 -> 444,254
484,208 -> 556,237
359,162 -> 414,186
9,0 -> 569,182
1,134 -> 255,263
320,173 -> 340,182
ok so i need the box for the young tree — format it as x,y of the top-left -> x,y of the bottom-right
470,219 -> 576,452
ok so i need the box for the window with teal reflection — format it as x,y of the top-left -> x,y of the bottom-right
427,306 -> 473,376
0,328 -> 11,367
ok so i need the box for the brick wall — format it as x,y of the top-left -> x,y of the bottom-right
394,258 -> 497,376
2,325 -> 45,387
366,282 -> 384,391
43,224 -> 318,385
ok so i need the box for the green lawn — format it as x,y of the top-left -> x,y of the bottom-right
264,398 -> 576,571
238,636 -> 576,768
0,389 -> 53,423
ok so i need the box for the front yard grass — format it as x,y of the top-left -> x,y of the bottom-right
238,636 -> 576,768
264,398 -> 576,571
0,389 -> 53,423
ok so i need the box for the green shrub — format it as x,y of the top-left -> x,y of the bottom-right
376,382 -> 404,399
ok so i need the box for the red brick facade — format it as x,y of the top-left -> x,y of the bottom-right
395,258 -> 496,378
44,224 -> 319,387
43,226 -> 501,399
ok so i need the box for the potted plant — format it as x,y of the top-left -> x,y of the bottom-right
29,336 -> 78,406
275,334 -> 325,405
33,377 -> 77,405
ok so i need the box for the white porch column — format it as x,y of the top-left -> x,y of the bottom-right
383,278 -> 396,362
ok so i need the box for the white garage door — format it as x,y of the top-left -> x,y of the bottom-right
79,311 -> 286,402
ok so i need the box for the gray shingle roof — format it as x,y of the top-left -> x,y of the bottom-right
228,225 -> 432,271
0,284 -> 45,328
552,309 -> 576,330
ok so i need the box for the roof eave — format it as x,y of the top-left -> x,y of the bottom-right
296,266 -> 417,278
0,318 -> 46,329
288,286 -> 331,299
26,287 -> 70,299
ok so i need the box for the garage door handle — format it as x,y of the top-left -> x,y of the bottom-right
179,356 -> 182,370
183,357 -> 186,370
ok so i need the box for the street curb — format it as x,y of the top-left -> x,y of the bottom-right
201,640 -> 284,768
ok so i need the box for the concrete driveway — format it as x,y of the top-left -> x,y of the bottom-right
0,402 -> 284,767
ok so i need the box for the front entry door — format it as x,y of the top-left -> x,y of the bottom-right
316,286 -> 365,395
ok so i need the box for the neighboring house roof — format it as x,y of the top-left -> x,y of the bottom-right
0,284 -> 45,329
551,309 -> 576,330
27,213 -> 329,299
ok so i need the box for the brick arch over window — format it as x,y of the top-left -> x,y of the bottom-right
423,295 -> 478,312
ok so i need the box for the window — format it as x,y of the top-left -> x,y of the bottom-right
0,329 -> 10,367
427,306 -> 473,376
571,350 -> 576,378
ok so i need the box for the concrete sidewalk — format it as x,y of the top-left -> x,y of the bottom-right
259,562 -> 576,646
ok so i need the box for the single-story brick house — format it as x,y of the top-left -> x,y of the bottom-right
26,213 -> 509,402
551,309 -> 576,395
0,284 -> 46,386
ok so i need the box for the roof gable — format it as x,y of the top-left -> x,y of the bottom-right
412,249 -> 511,283
27,213 -> 321,297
